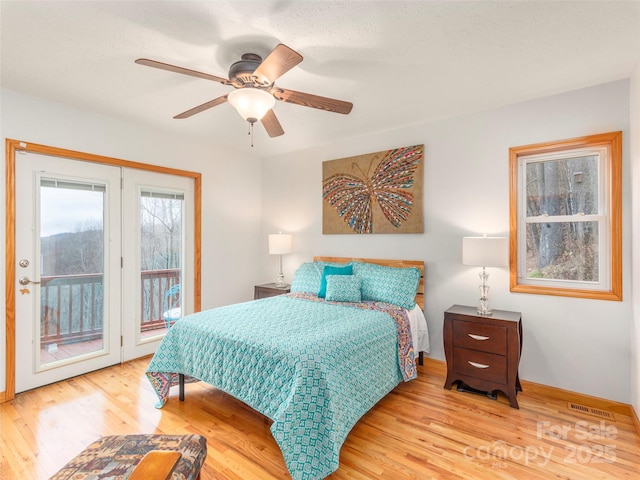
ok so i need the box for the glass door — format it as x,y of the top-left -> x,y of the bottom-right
15,153 -> 121,392
121,168 -> 194,361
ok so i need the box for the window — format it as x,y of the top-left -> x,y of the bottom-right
509,132 -> 622,300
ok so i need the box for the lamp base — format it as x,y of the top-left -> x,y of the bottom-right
477,297 -> 492,316
275,272 -> 286,288
477,268 -> 492,316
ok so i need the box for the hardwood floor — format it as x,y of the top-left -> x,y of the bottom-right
1,357 -> 638,479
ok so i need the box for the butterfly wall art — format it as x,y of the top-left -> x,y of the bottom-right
322,144 -> 424,234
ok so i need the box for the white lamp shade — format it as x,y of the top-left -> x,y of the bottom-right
228,88 -> 275,122
462,236 -> 508,267
269,233 -> 293,255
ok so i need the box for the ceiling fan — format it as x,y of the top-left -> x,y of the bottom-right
135,43 -> 353,140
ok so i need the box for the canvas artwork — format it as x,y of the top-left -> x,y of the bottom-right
322,144 -> 424,234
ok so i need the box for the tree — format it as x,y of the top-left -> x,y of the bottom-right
525,155 -> 599,281
140,197 -> 182,271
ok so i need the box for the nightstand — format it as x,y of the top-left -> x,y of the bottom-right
254,283 -> 291,300
443,304 -> 523,408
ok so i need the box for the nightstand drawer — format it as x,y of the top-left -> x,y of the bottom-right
255,288 -> 282,299
452,319 -> 507,355
453,348 -> 507,384
254,283 -> 290,300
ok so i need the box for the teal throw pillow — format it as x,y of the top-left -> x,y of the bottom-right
318,263 -> 353,298
325,275 -> 362,302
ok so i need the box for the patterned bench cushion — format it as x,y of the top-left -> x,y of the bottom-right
50,434 -> 207,480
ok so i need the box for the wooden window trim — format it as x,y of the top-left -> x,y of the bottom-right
508,131 -> 622,301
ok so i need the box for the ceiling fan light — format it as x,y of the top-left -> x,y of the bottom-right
227,88 -> 275,123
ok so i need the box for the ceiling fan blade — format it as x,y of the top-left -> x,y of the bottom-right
253,44 -> 303,86
173,95 -> 228,119
273,88 -> 353,115
261,109 -> 285,137
135,58 -> 230,85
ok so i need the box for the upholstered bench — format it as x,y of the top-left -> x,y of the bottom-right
50,434 -> 207,480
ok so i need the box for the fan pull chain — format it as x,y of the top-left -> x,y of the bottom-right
248,121 -> 255,147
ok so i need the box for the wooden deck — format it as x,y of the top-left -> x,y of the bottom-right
1,357 -> 638,479
39,327 -> 167,364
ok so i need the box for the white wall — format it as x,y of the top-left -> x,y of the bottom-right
0,89 -> 263,393
1,80 -> 635,405
261,80 -> 633,403
630,63 -> 640,416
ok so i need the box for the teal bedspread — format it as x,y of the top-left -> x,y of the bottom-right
146,292 -> 416,479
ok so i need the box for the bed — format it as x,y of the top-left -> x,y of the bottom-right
146,257 -> 429,480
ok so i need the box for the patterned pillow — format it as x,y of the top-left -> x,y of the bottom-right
318,264 -> 353,298
325,275 -> 362,302
290,262 -> 324,293
290,261 -> 352,294
352,262 -> 421,309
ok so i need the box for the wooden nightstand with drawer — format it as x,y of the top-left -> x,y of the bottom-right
254,283 -> 291,300
443,304 -> 523,408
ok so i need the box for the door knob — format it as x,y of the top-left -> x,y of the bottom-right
18,276 -> 40,285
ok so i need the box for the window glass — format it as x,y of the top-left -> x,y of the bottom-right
509,132 -> 621,300
525,155 -> 599,217
139,190 -> 184,338
524,221 -> 599,282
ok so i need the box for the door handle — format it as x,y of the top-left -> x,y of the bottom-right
19,276 -> 40,285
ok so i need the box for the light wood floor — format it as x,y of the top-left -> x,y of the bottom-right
1,357 -> 639,479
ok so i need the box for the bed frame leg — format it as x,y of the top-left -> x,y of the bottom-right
419,351 -> 423,366
179,374 -> 185,401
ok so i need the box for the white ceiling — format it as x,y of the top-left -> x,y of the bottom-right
2,1 -> 640,158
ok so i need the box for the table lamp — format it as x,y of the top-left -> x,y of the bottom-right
269,232 -> 293,287
462,235 -> 508,315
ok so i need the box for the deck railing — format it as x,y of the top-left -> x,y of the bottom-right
140,269 -> 181,331
40,269 -> 180,346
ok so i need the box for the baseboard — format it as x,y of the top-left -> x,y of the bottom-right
520,379 -> 633,417
632,405 -> 640,437
421,356 -> 634,418
0,390 -> 6,403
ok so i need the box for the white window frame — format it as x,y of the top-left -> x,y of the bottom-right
509,132 -> 622,301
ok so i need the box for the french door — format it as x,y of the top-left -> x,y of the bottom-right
15,153 -> 121,392
121,168 -> 194,361
13,151 -> 194,392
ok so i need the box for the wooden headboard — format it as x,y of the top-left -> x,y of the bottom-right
313,256 -> 425,311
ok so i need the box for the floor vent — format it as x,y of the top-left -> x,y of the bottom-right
568,402 -> 615,420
